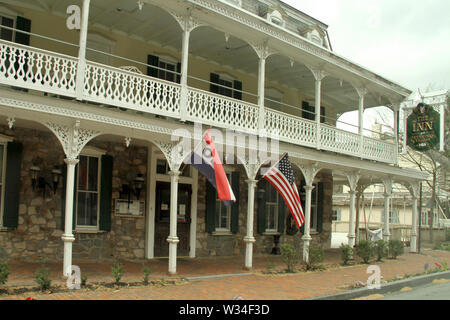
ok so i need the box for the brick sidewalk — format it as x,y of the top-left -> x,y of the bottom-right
1,249 -> 449,300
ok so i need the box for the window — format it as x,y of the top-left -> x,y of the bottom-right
269,10 -> 284,27
332,209 -> 341,221
75,155 -> 100,228
147,54 -> 180,84
265,181 -> 279,232
381,210 -> 400,224
302,101 -> 325,123
0,15 -> 14,41
215,172 -> 232,232
210,73 -> 242,100
0,142 -> 6,226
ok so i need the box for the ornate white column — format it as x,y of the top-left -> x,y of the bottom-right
62,157 -> 79,276
356,88 -> 367,157
346,172 -> 360,247
408,182 -> 420,253
43,120 -> 100,276
168,170 -> 180,275
244,179 -> 257,269
309,68 -> 327,150
382,178 -> 393,242
296,162 -> 321,263
75,0 -> 91,100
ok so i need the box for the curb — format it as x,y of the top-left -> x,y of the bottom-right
309,270 -> 450,300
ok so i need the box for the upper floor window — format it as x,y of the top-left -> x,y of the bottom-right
147,54 -> 181,83
0,15 -> 14,41
269,10 -> 284,27
210,72 -> 242,100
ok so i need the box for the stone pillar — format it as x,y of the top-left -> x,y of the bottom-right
75,0 -> 91,100
62,157 -> 79,277
302,184 -> 314,263
244,179 -> 257,270
167,170 -> 180,275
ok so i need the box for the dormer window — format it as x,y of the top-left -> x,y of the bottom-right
268,10 -> 284,27
307,29 -> 324,46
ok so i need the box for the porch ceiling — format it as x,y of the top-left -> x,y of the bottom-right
10,0 -> 395,113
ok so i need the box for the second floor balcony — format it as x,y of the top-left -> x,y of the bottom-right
0,0 -> 411,165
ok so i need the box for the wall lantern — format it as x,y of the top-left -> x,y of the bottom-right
120,173 -> 145,207
30,165 -> 62,197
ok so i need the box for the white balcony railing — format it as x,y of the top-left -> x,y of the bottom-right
0,40 -> 397,164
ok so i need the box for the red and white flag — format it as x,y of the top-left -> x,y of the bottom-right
263,153 -> 304,228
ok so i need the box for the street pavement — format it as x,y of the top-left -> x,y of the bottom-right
380,280 -> 450,300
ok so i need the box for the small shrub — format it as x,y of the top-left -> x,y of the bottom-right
355,240 -> 374,264
0,261 -> 10,285
340,244 -> 353,265
142,266 -> 153,285
35,256 -> 51,291
388,240 -> 404,259
35,268 -> 51,291
81,275 -> 87,287
265,260 -> 275,273
280,244 -> 299,273
374,240 -> 388,261
111,259 -> 124,285
306,246 -> 324,271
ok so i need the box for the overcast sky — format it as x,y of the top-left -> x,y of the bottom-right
282,0 -> 450,93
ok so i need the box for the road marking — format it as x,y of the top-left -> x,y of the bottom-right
353,294 -> 384,300
432,279 -> 450,284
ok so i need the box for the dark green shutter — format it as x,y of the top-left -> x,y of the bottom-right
317,182 -> 324,233
277,195 -> 286,234
257,179 -> 267,234
230,171 -> 240,234
3,142 -> 22,228
176,62 -> 181,84
233,80 -> 242,100
205,180 -> 216,233
320,106 -> 325,123
99,155 -> 113,231
299,180 -> 305,234
60,162 -> 76,231
147,54 -> 159,78
210,73 -> 219,94
15,17 -> 31,46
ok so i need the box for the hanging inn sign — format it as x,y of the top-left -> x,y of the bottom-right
407,103 -> 440,151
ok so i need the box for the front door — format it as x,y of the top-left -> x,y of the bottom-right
154,181 -> 191,257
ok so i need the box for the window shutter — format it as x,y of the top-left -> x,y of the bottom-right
302,101 -> 314,120
277,195 -> 286,234
257,179 -> 267,234
176,62 -> 181,84
15,17 -> 31,46
205,180 -> 216,233
317,182 -> 324,233
320,106 -> 325,123
233,80 -> 242,100
2,142 -> 22,228
210,73 -> 219,94
99,155 -> 113,231
299,180 -> 305,234
147,54 -> 159,78
60,162 -> 76,231
230,171 -> 240,234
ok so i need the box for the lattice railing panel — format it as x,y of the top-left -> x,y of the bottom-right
320,124 -> 360,157
186,88 -> 259,133
0,40 -> 77,96
363,136 -> 396,163
84,62 -> 181,117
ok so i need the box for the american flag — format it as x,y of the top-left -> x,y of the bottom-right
263,153 -> 305,228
